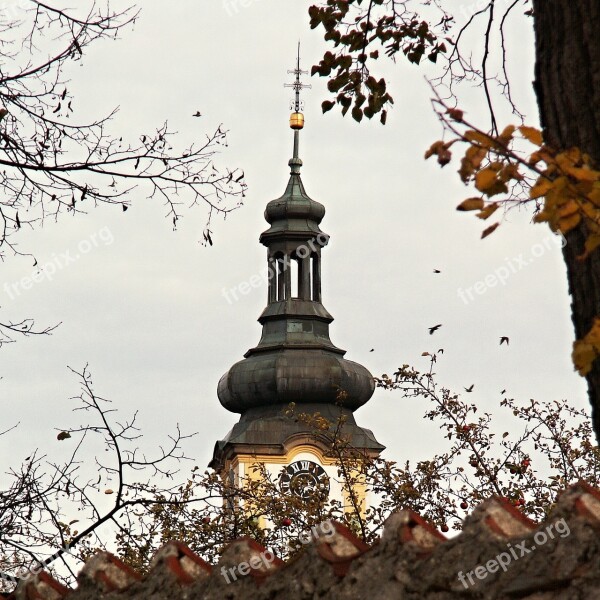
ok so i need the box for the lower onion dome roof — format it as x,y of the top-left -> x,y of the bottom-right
217,348 -> 375,413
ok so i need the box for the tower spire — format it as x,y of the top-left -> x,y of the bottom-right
284,42 -> 311,171
210,47 -> 384,472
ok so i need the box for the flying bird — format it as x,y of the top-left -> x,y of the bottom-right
369,348 -> 374,352
429,324 -> 442,335
500,336 -> 509,345
193,111 -> 202,117
437,348 -> 444,354
501,389 -> 506,395
433,269 -> 441,273
464,384 -> 474,392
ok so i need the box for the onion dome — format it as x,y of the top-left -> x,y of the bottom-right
217,102 -> 375,414
216,150 -> 375,413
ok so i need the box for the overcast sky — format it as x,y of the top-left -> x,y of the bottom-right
0,1 -> 588,492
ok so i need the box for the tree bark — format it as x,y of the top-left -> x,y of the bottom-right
533,0 -> 600,437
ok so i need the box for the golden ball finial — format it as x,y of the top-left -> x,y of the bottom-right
290,112 -> 304,130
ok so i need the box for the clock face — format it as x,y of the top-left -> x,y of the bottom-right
279,460 -> 330,501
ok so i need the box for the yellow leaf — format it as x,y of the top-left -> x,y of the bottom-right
425,140 -> 444,160
588,184 -> 600,207
573,342 -> 598,376
558,211 -> 581,233
498,125 -> 516,144
481,222 -> 500,239
573,317 -> 600,375
519,126 -> 543,146
457,197 -> 484,211
464,130 -> 493,148
475,168 -> 498,192
530,177 -> 553,200
557,199 -> 579,218
578,234 -> 600,261
475,167 -> 508,197
566,166 -> 600,182
557,148 -> 582,168
527,146 -> 554,165
459,145 -> 487,182
581,202 -> 600,222
499,163 -> 523,182
585,234 -> 600,256
477,203 -> 499,220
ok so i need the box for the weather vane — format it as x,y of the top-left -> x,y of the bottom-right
285,42 -> 311,130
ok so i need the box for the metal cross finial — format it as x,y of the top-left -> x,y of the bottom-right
285,41 -> 311,113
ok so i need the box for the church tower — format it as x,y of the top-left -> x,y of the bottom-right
210,49 -> 383,509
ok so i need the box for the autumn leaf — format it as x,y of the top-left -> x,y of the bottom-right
425,140 -> 444,159
498,125 -> 516,145
481,222 -> 500,239
447,107 -> 464,121
573,317 -> 600,375
459,145 -> 487,182
556,148 -> 583,171
587,185 -> 600,207
351,106 -> 363,122
519,125 -> 543,146
558,211 -> 581,233
104,489 -> 114,495
475,168 -> 508,196
457,197 -> 484,211
530,177 -> 554,200
477,203 -> 499,220
425,140 -> 452,166
566,166 -> 599,182
321,100 -> 335,113
499,163 -> 523,183
578,234 -> 600,261
464,130 -> 493,149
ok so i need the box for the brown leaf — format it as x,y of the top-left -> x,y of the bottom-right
477,203 -> 499,220
519,125 -> 543,146
481,222 -> 500,239
457,197 -> 484,212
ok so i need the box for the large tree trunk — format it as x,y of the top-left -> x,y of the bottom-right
532,0 -> 600,437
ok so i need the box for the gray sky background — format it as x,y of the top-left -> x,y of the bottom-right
0,1 -> 587,486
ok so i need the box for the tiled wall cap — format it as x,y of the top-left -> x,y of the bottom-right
471,497 -> 537,538
78,551 -> 141,592
218,538 -> 283,580
15,573 -> 69,600
150,541 -> 211,584
561,481 -> 600,523
383,509 -> 447,550
315,522 -> 370,577
318,522 -> 370,559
